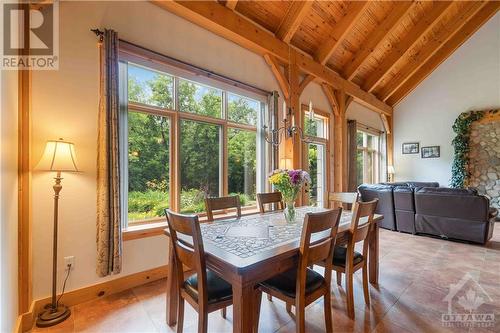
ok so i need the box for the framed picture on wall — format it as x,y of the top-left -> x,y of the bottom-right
402,142 -> 419,154
421,146 -> 440,158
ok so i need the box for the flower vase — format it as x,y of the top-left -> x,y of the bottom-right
284,200 -> 296,223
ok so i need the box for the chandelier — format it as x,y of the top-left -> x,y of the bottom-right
263,44 -> 315,146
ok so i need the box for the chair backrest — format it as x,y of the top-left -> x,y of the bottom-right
348,199 -> 378,259
165,209 -> 208,304
328,192 -> 359,209
257,192 -> 284,213
205,195 -> 242,222
296,208 -> 342,295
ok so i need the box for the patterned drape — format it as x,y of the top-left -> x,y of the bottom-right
347,120 -> 358,191
96,29 -> 122,277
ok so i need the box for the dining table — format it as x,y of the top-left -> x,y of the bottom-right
164,206 -> 383,333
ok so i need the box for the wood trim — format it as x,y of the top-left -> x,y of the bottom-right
321,83 -> 339,116
297,74 -> 314,95
363,1 -> 454,93
15,266 -> 168,332
18,68 -> 32,314
275,1 -> 313,43
225,0 -> 238,11
263,54 -> 290,100
315,1 -> 369,65
378,1 -> 486,101
380,114 -> 391,135
342,1 -> 414,80
151,0 -> 392,115
123,222 -> 168,241
387,2 -> 500,106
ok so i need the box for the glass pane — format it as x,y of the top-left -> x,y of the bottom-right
356,131 -> 364,147
128,64 -> 174,109
127,111 -> 169,223
304,114 -> 325,138
180,120 -> 221,213
367,134 -> 374,149
228,129 -> 257,207
366,151 -> 374,184
308,143 -> 325,207
356,150 -> 364,186
178,79 -> 222,118
228,93 -> 258,126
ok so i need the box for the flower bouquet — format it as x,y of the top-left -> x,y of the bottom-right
268,169 -> 310,223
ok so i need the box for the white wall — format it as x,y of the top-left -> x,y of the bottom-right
0,69 -> 19,332
30,1 -> 387,300
393,13 -> 500,186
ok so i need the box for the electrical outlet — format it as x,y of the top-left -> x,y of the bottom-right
64,256 -> 75,271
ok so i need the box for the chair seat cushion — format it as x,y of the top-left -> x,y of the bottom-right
184,270 -> 232,304
260,268 -> 325,298
333,246 -> 363,266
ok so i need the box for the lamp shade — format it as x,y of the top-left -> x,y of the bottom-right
387,165 -> 395,175
36,139 -> 79,172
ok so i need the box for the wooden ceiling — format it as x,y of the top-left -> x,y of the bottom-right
230,0 -> 499,106
154,1 -> 499,112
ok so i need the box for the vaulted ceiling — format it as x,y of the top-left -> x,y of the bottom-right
154,1 -> 499,112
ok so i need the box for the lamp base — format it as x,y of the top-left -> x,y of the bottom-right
36,304 -> 71,328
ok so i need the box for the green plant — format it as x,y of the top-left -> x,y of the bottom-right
450,110 -> 487,188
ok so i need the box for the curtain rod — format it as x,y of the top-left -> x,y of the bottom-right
118,39 -> 271,97
355,121 -> 383,134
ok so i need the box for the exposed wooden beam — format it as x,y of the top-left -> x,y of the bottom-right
152,0 -> 392,115
315,1 -> 369,65
321,83 -> 339,116
225,0 -> 237,11
380,114 -> 391,134
297,74 -> 315,94
275,1 -> 312,43
363,1 -> 454,92
342,1 -> 414,81
378,1 -> 486,102
263,54 -> 290,99
387,2 -> 500,106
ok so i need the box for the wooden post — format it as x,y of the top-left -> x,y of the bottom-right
322,84 -> 351,193
381,114 -> 394,181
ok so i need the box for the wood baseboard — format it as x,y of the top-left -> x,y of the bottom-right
14,265 -> 168,333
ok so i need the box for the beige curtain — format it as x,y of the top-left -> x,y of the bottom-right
347,120 -> 358,192
96,29 -> 122,277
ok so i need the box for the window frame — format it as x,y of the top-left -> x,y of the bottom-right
356,128 -> 381,185
119,47 -> 269,230
301,104 -> 329,207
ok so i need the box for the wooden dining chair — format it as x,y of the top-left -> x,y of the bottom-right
332,199 -> 378,319
205,195 -> 241,222
257,192 -> 284,213
165,210 -> 233,333
254,208 -> 342,333
256,192 -> 284,303
328,192 -> 359,209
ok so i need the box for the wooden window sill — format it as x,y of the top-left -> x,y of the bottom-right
123,206 -> 261,241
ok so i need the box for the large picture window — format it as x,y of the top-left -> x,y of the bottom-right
303,108 -> 328,207
356,130 -> 380,186
120,55 -> 267,226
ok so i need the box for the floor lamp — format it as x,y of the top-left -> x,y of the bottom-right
36,139 -> 79,327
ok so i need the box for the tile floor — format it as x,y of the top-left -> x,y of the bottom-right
31,226 -> 500,333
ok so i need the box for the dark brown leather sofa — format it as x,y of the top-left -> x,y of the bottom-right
414,187 -> 496,244
358,182 -> 439,231
358,182 -> 497,244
